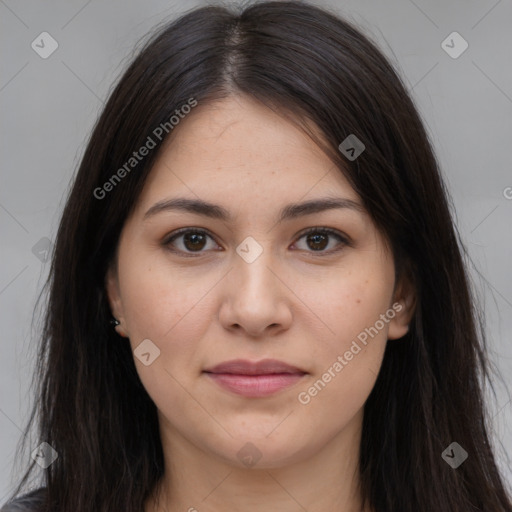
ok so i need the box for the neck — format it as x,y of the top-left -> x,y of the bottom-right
146,409 -> 370,512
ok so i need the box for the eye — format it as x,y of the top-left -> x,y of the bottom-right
163,228 -> 220,256
162,227 -> 349,257
292,227 -> 349,255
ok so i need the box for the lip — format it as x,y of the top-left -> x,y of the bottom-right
204,358 -> 306,375
203,359 -> 307,398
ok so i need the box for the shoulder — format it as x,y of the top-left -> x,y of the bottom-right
0,488 -> 46,512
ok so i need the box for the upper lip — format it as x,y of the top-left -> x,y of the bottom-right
204,359 -> 306,375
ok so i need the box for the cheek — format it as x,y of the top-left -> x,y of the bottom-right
117,252 -> 221,405
313,263 -> 394,350
117,260 -> 210,414
295,260 -> 393,413
118,250 -> 213,343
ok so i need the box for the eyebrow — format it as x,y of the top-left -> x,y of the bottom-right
143,196 -> 364,223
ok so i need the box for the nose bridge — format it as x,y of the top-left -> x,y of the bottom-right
220,235 -> 292,335
233,235 -> 279,303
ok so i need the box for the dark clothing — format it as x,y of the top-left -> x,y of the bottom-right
0,488 -> 46,512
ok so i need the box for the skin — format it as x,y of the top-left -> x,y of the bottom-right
106,95 -> 415,512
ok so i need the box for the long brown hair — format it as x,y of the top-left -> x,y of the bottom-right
5,2 -> 512,511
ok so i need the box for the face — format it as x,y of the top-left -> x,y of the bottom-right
106,95 -> 413,469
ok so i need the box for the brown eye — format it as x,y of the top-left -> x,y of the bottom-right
293,228 -> 348,254
163,227 -> 349,257
164,229 -> 218,255
182,231 -> 207,251
306,232 -> 329,251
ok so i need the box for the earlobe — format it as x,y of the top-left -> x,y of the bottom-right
387,275 -> 416,340
105,265 -> 128,337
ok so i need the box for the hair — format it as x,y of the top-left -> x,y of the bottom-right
5,1 -> 511,511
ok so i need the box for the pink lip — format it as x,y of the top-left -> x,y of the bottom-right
203,359 -> 307,398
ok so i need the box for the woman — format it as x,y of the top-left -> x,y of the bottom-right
3,1 -> 511,511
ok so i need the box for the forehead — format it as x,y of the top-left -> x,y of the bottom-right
134,95 -> 359,215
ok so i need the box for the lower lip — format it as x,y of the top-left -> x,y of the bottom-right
205,372 -> 306,397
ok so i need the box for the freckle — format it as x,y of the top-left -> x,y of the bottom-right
356,299 -> 361,304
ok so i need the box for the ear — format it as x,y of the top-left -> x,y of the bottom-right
387,272 -> 416,340
105,264 -> 129,338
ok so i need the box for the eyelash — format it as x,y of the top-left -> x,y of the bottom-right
162,227 -> 350,257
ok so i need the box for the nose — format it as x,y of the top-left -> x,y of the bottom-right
218,248 -> 293,338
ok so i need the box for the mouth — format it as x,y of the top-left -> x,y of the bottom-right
203,359 -> 308,398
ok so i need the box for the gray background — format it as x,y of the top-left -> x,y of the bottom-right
1,0 -> 511,499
